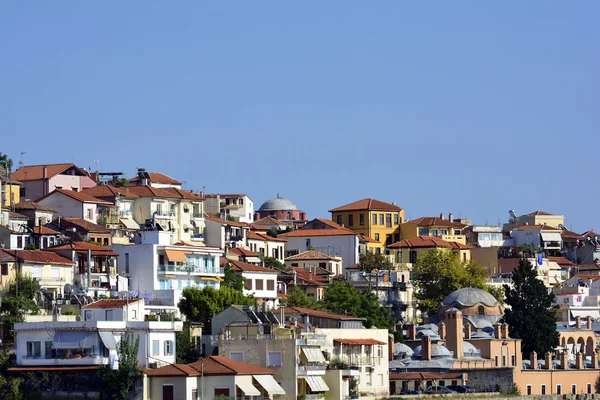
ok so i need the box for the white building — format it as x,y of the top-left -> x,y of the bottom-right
111,230 -> 224,315
204,194 -> 254,223
285,250 -> 343,276
204,214 -> 249,250
508,225 -> 563,254
14,298 -> 182,369
226,258 -> 279,309
36,189 -> 113,224
247,231 -> 287,263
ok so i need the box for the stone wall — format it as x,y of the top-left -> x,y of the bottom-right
462,367 -> 516,393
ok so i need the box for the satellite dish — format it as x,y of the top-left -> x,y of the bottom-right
64,284 -> 72,294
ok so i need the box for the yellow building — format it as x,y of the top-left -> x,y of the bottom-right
329,198 -> 404,253
0,164 -> 21,207
503,210 -> 565,232
388,236 -> 472,267
400,216 -> 467,245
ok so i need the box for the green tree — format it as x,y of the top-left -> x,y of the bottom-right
0,153 -> 13,172
0,352 -> 23,400
262,256 -> 287,272
176,326 -> 202,364
411,249 -> 492,316
223,264 -> 245,291
519,243 -> 540,258
0,274 -> 41,342
113,178 -> 129,187
100,333 -> 141,400
359,251 -> 394,272
323,281 -> 394,329
178,286 -> 254,332
23,243 -> 36,250
502,259 -> 559,356
285,286 -> 322,309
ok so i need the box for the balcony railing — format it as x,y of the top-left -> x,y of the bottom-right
192,213 -> 203,218
119,210 -> 132,217
297,364 -> 327,375
158,264 -> 224,275
296,334 -> 328,346
332,356 -> 381,367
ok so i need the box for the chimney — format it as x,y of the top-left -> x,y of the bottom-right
445,308 -> 464,360
576,351 -> 584,369
502,323 -> 509,339
587,316 -> 593,330
593,349 -> 600,369
545,351 -> 553,370
560,351 -> 569,370
43,167 -> 48,195
449,213 -> 454,222
303,314 -> 310,332
438,322 -> 446,340
421,335 -> 432,361
465,324 -> 472,340
576,316 -> 582,329
530,351 -> 537,370
439,213 -> 444,220
388,334 -> 394,361
406,324 -> 417,341
493,323 -> 502,339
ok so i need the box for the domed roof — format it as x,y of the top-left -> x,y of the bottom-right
441,287 -> 498,307
413,344 -> 451,357
463,342 -> 479,356
258,194 -> 299,211
394,343 -> 414,357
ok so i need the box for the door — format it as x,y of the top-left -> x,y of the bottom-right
162,385 -> 174,400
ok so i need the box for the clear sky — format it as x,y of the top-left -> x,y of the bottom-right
1,2 -> 598,232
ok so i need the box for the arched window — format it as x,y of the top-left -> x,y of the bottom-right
478,305 -> 485,315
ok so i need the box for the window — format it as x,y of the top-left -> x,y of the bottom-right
125,253 -> 130,274
376,248 -> 381,254
374,233 -> 380,241
256,279 -> 264,290
439,229 -> 448,236
541,385 -> 546,395
192,388 -> 198,400
495,356 -> 499,367
27,341 -> 41,358
502,355 -> 506,367
245,279 -> 253,290
394,214 -> 399,225
164,340 -> 173,356
87,209 -> 93,220
306,239 -> 311,248
430,229 -> 438,237
229,352 -> 244,362
267,351 -> 282,366
105,310 -> 113,321
409,251 -> 417,264
380,214 -> 384,225
359,214 -> 364,226
526,385 -> 532,395
267,280 -> 275,291
17,236 -> 23,249
45,341 -> 53,359
478,306 -> 484,315
454,229 -> 461,235
372,214 -> 377,225
132,309 -> 137,320
51,267 -> 60,279
365,372 -> 372,386
511,354 -> 516,366
378,374 -> 384,386
418,228 -> 429,236
556,385 -> 562,395
337,215 -> 342,225
385,214 -> 392,228
84,310 -> 92,321
152,340 -> 160,356
572,385 -> 577,395
393,233 -> 399,243
1,264 -> 8,275
348,215 -> 354,226
587,383 -> 592,394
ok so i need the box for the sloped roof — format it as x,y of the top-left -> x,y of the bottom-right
562,229 -> 584,240
404,217 -> 465,228
129,172 -> 182,185
46,240 -> 117,256
59,218 -> 111,233
285,250 -> 338,261
36,189 -> 112,205
162,187 -> 204,201
513,224 -> 560,231
281,306 -> 365,321
582,230 -> 600,238
143,364 -> 200,377
280,219 -> 356,238
1,249 -> 74,265
248,231 -> 287,242
227,259 -> 277,274
203,213 -> 249,228
188,356 -> 276,376
31,226 -> 61,235
9,211 -> 28,220
12,163 -> 88,181
83,298 -> 143,309
81,185 -> 135,199
124,185 -> 181,199
329,198 -> 402,212
252,216 -> 286,226
389,236 -> 452,249
524,210 -> 553,216
228,247 -> 261,258
13,201 -> 57,212
548,256 -> 574,266
441,287 -> 499,307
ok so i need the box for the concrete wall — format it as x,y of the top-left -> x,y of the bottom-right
471,247 -> 499,275
147,376 -> 196,400
285,235 -> 359,271
38,193 -> 91,220
243,271 -> 278,300
460,367 -> 515,393
204,219 -> 225,248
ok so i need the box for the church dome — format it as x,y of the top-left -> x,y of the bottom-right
413,344 -> 451,358
441,287 -> 498,308
258,195 -> 299,211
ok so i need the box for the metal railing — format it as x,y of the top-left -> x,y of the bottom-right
333,356 -> 382,367
158,264 -> 224,274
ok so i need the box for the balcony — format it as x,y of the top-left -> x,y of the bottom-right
297,364 -> 327,376
225,234 -> 243,242
332,356 -> 381,367
192,212 -> 203,219
544,242 -> 561,249
154,210 -> 176,218
119,210 -> 132,218
297,334 -> 328,347
158,264 -> 224,275
21,356 -> 109,366
393,282 -> 407,291
97,214 -> 120,226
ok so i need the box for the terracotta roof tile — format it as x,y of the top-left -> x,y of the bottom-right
252,216 -> 285,226
346,263 -> 361,270
31,226 -> 61,235
46,240 -> 117,256
129,172 -> 182,185
389,236 -> 453,249
83,298 -> 143,309
525,210 -> 553,216
549,256 -> 574,266
248,231 -> 287,242
124,185 -> 181,199
81,185 -> 135,199
59,217 -> 111,233
1,249 -> 74,265
513,224 -> 560,231
144,364 -> 200,377
280,306 -> 365,321
286,250 -> 339,261
36,189 -> 112,205
13,201 -> 57,212
228,247 -> 261,258
404,217 -> 465,228
577,264 -> 600,272
227,259 -> 278,274
9,211 -> 28,219
582,230 -> 600,238
561,229 -> 583,240
280,219 -> 356,238
329,198 -> 403,212
12,163 -> 88,181
162,187 -> 204,201
333,338 -> 386,345
390,372 -> 464,381
204,214 -> 249,228
188,356 -> 276,376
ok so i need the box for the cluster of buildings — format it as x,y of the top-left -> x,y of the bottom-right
1,160 -> 600,397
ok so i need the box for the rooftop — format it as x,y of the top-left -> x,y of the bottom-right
258,195 -> 299,211
36,189 -> 112,205
329,198 -> 402,212
13,201 -> 57,212
46,241 -> 118,256
226,259 -> 278,274
285,250 -> 339,261
83,298 -> 143,309
188,356 -> 276,376
59,217 -> 111,233
12,163 -> 88,181
0,249 -> 74,265
280,306 -> 365,321
128,172 -> 182,185
441,287 -> 499,308
389,236 -> 467,249
280,218 -> 356,238
247,231 -> 287,242
404,216 -> 465,228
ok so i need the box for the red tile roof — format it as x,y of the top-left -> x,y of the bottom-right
280,306 -> 365,321
129,172 -> 182,185
248,231 -> 287,242
204,214 -> 250,228
513,224 -> 560,231
561,229 -> 583,240
389,236 -> 453,249
46,241 -> 117,256
285,250 -> 339,261
334,338 -> 386,345
31,226 -> 61,235
575,274 -> 600,281
83,298 -> 143,309
404,217 -> 465,228
124,185 -> 181,199
448,242 -> 473,250
162,187 -> 204,201
549,256 -> 574,266
9,211 -> 28,219
204,194 -> 246,199
346,263 -> 361,270
1,249 -> 74,265
13,201 -> 57,212
329,198 -> 403,212
582,230 -> 600,238
358,234 -> 379,243
390,372 -> 464,381
290,268 -> 330,286
188,356 -> 276,376
227,259 -> 278,274
525,210 -> 553,216
12,163 -> 88,181
252,216 -> 285,226
36,189 -> 112,205
59,217 -> 111,233
81,185 -> 134,200
143,364 -> 200,377
228,247 -> 261,258
280,219 -> 356,238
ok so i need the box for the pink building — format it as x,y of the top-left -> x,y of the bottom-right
12,163 -> 96,201
254,194 -> 307,222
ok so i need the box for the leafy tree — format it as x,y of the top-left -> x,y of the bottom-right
262,256 -> 287,272
359,251 -> 394,272
0,153 -> 13,172
502,259 -> 559,356
0,274 -> 40,342
323,281 -> 394,329
178,286 -> 254,332
24,243 -> 36,250
266,228 -> 279,238
285,286 -> 322,309
112,178 -> 129,187
100,333 -> 141,400
411,249 -> 494,316
176,326 -> 202,364
223,264 -> 245,291
0,352 -> 23,400
486,285 -> 505,305
519,243 -> 540,258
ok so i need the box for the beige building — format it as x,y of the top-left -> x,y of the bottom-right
503,210 -> 565,232
388,236 -> 472,267
285,250 -> 343,276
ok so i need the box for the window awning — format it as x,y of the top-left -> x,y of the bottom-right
164,250 -> 188,263
301,347 -> 326,363
119,218 -> 140,230
541,232 -> 562,242
570,310 -> 600,320
253,375 -> 285,395
202,277 -> 223,282
334,338 -> 386,345
53,331 -> 97,349
98,332 -> 117,350
301,376 -> 329,392
236,381 -> 261,396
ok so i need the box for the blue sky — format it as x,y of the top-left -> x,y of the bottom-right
1,2 -> 598,232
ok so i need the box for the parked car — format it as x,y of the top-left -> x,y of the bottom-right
446,385 -> 475,393
425,386 -> 457,395
401,388 -> 419,395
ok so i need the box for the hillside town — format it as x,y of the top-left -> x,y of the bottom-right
1,159 -> 600,399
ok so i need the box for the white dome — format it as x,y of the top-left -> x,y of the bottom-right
259,195 -> 299,211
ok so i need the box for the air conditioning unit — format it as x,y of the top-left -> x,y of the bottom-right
148,362 -> 158,369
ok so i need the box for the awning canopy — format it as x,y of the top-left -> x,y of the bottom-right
253,375 -> 285,395
53,331 -> 97,349
119,218 -> 140,230
302,376 -> 329,392
334,338 -> 386,345
236,381 -> 261,396
98,332 -> 118,350
202,277 -> 223,282
570,310 -> 600,320
164,250 -> 188,263
301,347 -> 326,363
541,232 -> 562,242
